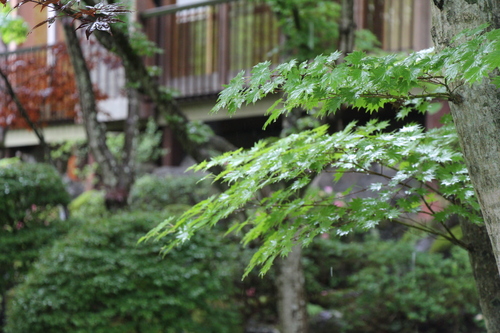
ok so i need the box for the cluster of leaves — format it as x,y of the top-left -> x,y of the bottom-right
215,25 -> 500,122
1,0 -> 130,39
262,0 -> 341,60
68,189 -> 107,219
0,218 -> 72,296
0,2 -> 28,44
6,210 -> 242,333
304,234 -> 482,333
142,26 -> 500,275
144,118 -> 480,275
0,159 -> 70,226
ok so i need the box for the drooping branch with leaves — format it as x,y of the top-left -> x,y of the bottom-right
141,24 -> 500,330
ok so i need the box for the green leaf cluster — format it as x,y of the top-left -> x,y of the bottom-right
144,119 -> 479,275
128,174 -> 214,210
0,4 -> 28,45
214,27 -> 500,119
106,117 -> 166,166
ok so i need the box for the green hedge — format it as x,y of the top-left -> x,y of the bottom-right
303,234 -> 483,333
6,209 -> 242,333
0,160 -> 70,225
128,174 -> 213,210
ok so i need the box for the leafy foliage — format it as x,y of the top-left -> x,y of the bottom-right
6,210 -> 242,333
304,234 -> 483,333
213,27 -> 500,119
0,160 -> 70,226
106,117 -> 166,166
261,0 -> 379,61
0,3 -> 28,44
129,174 -> 213,211
144,119 -> 479,275
0,218 -> 72,294
144,26 -> 500,275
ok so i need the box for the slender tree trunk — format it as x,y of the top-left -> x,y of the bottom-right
276,109 -> 309,333
0,126 -> 7,159
432,2 -> 500,331
338,0 -> 356,60
63,22 -> 119,189
63,22 -> 140,207
276,246 -> 308,333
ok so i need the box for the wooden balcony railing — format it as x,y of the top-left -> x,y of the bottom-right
0,0 -> 432,127
0,41 -> 125,127
141,0 -> 432,99
141,0 -> 280,99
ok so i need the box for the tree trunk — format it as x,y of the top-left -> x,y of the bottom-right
276,245 -> 308,333
0,126 -> 7,159
63,23 -> 139,208
62,22 -> 119,190
431,1 -> 500,331
461,218 -> 500,332
90,27 -> 235,177
338,0 -> 356,59
431,0 -> 500,274
275,109 -> 310,333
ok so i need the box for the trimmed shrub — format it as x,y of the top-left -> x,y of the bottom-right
6,209 -> 242,333
128,174 -> 213,210
0,219 -> 73,293
0,160 -> 70,225
303,234 -> 483,333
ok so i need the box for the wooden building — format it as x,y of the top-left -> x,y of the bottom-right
0,0 -> 436,164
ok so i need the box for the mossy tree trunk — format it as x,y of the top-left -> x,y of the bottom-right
63,22 -> 138,208
432,1 -> 500,331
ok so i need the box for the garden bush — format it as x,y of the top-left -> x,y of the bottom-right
6,209 -> 242,333
128,174 -> 213,210
0,219 -> 73,293
303,233 -> 483,333
0,159 -> 70,225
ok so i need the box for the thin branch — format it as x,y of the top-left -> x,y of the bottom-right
0,66 -> 50,162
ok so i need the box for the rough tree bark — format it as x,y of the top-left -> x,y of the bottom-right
62,22 -> 138,207
431,1 -> 500,331
460,218 -> 500,331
